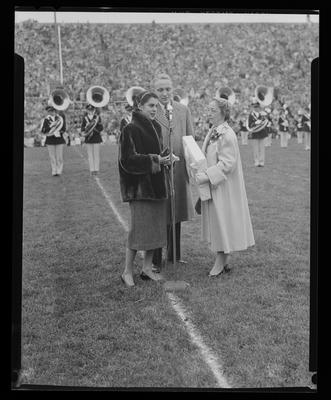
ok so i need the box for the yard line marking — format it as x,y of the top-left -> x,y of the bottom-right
74,146 -> 129,230
94,176 -> 129,232
75,149 -> 231,388
167,292 -> 231,388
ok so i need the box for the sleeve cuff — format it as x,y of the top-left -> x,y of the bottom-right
206,164 -> 227,186
150,154 -> 161,174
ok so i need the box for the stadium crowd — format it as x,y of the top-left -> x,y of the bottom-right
15,20 -> 318,143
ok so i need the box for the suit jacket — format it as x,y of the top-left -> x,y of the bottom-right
118,111 -> 168,202
155,101 -> 194,223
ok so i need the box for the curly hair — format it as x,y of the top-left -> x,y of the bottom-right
213,97 -> 231,121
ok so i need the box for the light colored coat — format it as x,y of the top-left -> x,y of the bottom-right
155,101 -> 194,223
201,122 -> 255,253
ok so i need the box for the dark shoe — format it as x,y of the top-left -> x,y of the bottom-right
224,264 -> 232,273
140,271 -> 151,280
140,271 -> 162,281
152,265 -> 161,273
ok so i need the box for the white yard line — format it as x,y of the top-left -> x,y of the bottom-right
94,176 -> 129,231
75,148 -> 231,388
167,292 -> 231,388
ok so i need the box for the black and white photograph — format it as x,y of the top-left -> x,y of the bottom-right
13,9 -> 319,390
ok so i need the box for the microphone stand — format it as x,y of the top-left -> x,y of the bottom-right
167,104 -> 176,269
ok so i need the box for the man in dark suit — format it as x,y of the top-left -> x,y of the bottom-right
151,73 -> 195,271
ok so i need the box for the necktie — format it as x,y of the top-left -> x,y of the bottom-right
164,107 -> 170,121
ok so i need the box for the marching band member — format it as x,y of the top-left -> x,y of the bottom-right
247,99 -> 268,167
296,109 -> 304,144
264,107 -> 273,147
81,104 -> 104,175
152,73 -> 195,271
120,103 -> 133,134
302,107 -> 311,150
41,105 -> 66,176
196,97 -> 255,276
239,112 -> 249,145
278,110 -> 290,148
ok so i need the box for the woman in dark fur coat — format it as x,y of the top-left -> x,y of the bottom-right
118,91 -> 171,287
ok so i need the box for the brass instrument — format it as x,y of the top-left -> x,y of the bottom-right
215,86 -> 236,106
125,86 -> 146,107
83,111 -> 100,140
255,86 -> 274,108
48,115 -> 63,137
49,88 -> 71,111
83,86 -> 110,140
86,86 -> 110,108
246,86 -> 274,133
246,113 -> 268,133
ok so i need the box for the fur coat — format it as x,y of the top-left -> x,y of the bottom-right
118,111 -> 168,202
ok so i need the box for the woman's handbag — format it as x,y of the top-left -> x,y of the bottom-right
195,198 -> 201,215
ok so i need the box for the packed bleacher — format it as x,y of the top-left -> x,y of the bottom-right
15,20 -> 318,143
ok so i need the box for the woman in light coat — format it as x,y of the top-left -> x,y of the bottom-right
195,98 -> 255,277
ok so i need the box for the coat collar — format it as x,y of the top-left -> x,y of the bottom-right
131,111 -> 161,144
202,122 -> 228,154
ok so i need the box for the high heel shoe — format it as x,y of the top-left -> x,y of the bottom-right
121,274 -> 135,287
208,268 -> 225,278
140,271 -> 162,281
140,271 -> 151,280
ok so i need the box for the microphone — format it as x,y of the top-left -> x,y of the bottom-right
166,102 -> 173,121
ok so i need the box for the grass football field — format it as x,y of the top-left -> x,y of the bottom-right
21,137 -> 311,388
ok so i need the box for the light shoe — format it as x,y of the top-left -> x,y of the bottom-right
121,273 -> 135,287
208,268 -> 225,278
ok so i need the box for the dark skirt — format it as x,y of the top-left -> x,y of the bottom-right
127,200 -> 167,251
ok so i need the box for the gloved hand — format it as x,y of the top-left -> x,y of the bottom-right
195,172 -> 209,185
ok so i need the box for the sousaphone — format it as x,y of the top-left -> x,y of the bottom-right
215,86 -> 236,106
86,85 -> 110,108
125,86 -> 146,107
48,88 -> 71,111
255,86 -> 274,107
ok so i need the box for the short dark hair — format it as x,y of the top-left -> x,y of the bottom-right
152,73 -> 172,88
134,91 -> 159,110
